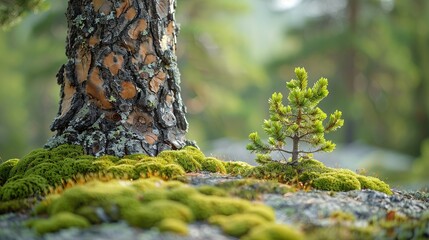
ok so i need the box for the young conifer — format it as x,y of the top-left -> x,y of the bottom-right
247,67 -> 344,165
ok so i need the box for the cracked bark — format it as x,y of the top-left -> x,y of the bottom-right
46,0 -> 189,157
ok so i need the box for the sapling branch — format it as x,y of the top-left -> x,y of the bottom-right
247,67 -> 344,166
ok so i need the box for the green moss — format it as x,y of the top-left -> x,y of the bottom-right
10,145 -> 84,177
197,185 -> 228,197
123,200 -> 193,228
182,194 -> 252,220
312,172 -> 361,192
201,157 -> 227,173
356,175 -> 392,195
116,159 -> 138,165
157,146 -> 206,173
167,186 -> 199,201
210,213 -> 268,237
242,224 -> 304,240
97,155 -> 120,163
47,180 -> 138,215
122,153 -> 148,161
135,161 -> 164,178
24,163 -> 63,186
140,189 -> 168,203
243,158 -> 391,194
0,158 -> 19,185
105,164 -> 138,179
160,164 -> 186,180
223,161 -> 254,175
92,159 -> 115,170
0,174 -> 49,201
157,218 -> 189,235
29,212 -> 90,234
246,162 -> 297,182
0,198 -> 36,213
244,204 -> 276,222
216,179 -> 293,200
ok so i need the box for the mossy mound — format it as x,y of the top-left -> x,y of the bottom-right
242,224 -> 304,240
0,145 -> 231,202
246,159 -> 392,194
28,178 -> 298,238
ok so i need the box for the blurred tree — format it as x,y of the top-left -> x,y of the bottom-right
269,0 -> 429,156
176,0 -> 268,147
0,0 -> 46,27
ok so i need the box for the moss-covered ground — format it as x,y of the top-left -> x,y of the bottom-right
0,144 -> 421,239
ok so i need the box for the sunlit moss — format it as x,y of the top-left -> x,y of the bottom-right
27,212 -> 90,235
0,158 -> 19,185
0,174 -> 49,201
209,213 -> 268,237
242,224 -> 304,240
223,160 -> 254,175
200,157 -> 227,173
157,218 -> 189,235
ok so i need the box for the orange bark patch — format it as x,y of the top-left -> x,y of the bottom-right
75,47 -> 92,84
93,0 -> 112,15
60,76 -> 76,118
145,132 -> 158,145
89,35 -> 100,47
167,21 -> 175,35
149,71 -> 166,93
132,39 -> 155,65
144,54 -> 157,65
116,0 -> 131,17
128,19 -> 148,40
125,7 -> 137,20
165,93 -> 175,106
103,52 -> 124,76
120,81 -> 137,99
86,68 -> 113,109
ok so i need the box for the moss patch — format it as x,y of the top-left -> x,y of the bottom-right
27,178 -> 290,237
27,212 -> 90,235
1,145 -> 230,204
242,224 -> 304,240
246,159 -> 392,194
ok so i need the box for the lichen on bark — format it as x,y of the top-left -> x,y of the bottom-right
46,0 -> 189,157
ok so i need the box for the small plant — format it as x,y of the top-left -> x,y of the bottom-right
247,67 -> 344,165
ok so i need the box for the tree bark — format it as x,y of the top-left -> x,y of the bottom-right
46,0 -> 189,157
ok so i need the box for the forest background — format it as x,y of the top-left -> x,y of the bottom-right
0,0 -> 428,188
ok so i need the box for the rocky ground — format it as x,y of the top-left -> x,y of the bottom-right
1,173 -> 428,240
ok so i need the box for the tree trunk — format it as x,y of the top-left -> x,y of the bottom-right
46,0 -> 189,157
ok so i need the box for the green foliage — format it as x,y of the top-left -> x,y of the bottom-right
0,0 -> 47,28
248,67 -> 344,164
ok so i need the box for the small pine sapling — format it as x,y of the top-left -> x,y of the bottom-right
247,67 -> 344,165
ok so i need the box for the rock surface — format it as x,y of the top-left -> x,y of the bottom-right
1,173 -> 428,240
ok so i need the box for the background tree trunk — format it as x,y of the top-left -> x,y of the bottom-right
46,0 -> 189,157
